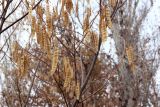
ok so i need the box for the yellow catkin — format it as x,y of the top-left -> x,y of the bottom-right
69,80 -> 75,98
101,6 -> 106,20
126,45 -> 135,72
28,0 -> 35,22
70,65 -> 74,79
31,16 -> 36,37
86,7 -> 91,17
105,7 -> 112,29
20,52 -> 29,77
109,0 -> 116,8
75,82 -> 80,100
63,71 -> 71,88
42,26 -> 51,58
50,38 -> 59,75
63,57 -> 73,88
36,19 -> 43,48
42,25 -> 47,50
66,0 -> 73,13
70,80 -> 76,92
126,45 -> 134,65
36,5 -> 43,23
90,31 -> 99,52
40,26 -> 44,49
46,36 -> 51,59
99,6 -> 108,42
62,10 -> 69,27
52,7 -> 58,21
12,41 -> 20,63
99,14 -> 107,43
63,57 -> 70,88
61,0 -> 65,9
131,64 -> 135,72
101,19 -> 107,42
46,0 -> 52,38
83,14 -> 90,34
35,21 -> 40,44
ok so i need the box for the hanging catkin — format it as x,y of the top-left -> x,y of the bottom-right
42,26 -> 51,58
63,71 -> 71,88
36,20 -> 44,49
46,36 -> 51,59
126,45 -> 134,65
19,52 -> 29,77
105,7 -> 112,29
109,0 -> 116,8
42,25 -> 47,50
126,45 -> 135,72
83,8 -> 90,35
28,0 -> 34,22
12,41 -> 20,63
83,16 -> 89,34
99,6 -> 108,42
66,0 -> 73,13
46,0 -> 52,38
52,7 -> 58,21
62,10 -> 69,27
50,38 -> 59,75
35,20 -> 40,44
61,0 -> 65,10
90,31 -> 99,52
101,19 -> 107,42
63,56 -> 73,88
36,5 -> 43,23
31,16 -> 36,37
75,81 -> 80,100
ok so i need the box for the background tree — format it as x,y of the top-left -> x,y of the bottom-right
0,0 -> 160,107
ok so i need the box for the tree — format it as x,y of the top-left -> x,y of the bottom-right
0,0 -> 159,107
